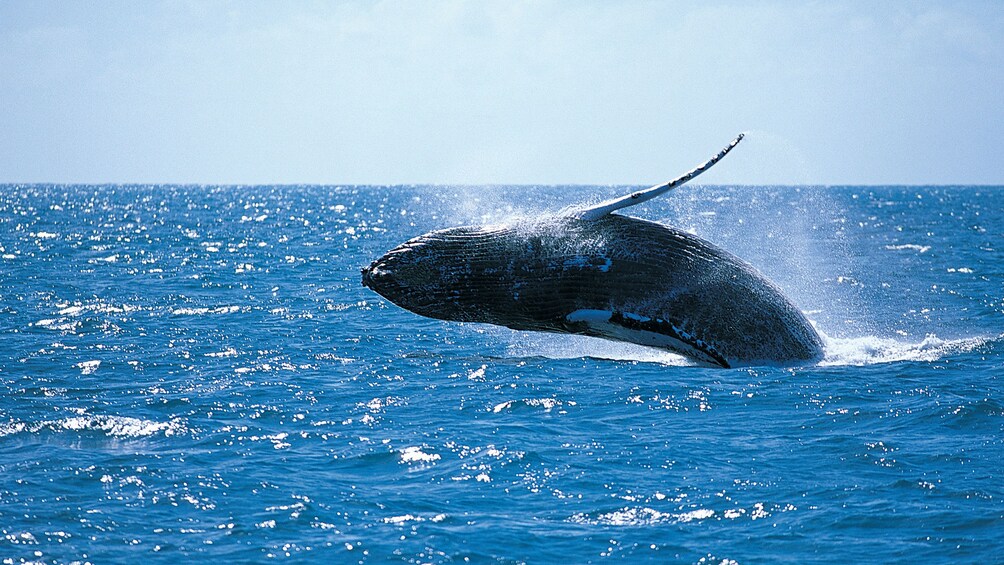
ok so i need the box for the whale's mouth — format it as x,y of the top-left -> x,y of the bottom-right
360,263 -> 377,289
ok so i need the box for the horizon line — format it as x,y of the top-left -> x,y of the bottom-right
4,181 -> 1004,189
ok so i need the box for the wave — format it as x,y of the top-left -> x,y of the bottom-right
490,397 -> 574,414
0,413 -> 187,439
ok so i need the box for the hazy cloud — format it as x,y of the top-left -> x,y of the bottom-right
1,1 -> 1001,184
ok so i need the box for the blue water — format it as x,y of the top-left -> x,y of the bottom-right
1,184 -> 1001,563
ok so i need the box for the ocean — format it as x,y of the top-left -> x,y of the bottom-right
1,184 -> 1001,563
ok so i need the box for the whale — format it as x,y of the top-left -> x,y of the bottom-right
362,134 -> 824,368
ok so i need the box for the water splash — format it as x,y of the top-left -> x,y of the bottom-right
819,332 -> 995,366
502,327 -> 994,369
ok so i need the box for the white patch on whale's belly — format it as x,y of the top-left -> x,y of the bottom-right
565,309 -> 727,367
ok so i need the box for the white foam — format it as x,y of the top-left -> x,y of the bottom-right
76,360 -> 101,375
32,318 -> 80,333
884,243 -> 931,253
677,508 -> 716,522
569,506 -> 715,526
60,415 -> 180,437
53,300 -> 142,317
171,305 -> 245,316
820,331 -> 992,366
382,513 -> 445,525
384,514 -> 421,525
399,446 -> 440,463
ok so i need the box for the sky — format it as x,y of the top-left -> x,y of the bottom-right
1,1 -> 1002,186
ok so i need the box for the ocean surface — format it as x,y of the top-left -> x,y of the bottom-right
1,183 -> 1001,563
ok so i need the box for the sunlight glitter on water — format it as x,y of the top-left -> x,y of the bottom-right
1,184 -> 1001,563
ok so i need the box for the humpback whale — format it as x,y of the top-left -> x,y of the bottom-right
362,134 -> 824,367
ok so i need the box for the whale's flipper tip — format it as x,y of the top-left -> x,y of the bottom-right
574,133 -> 746,221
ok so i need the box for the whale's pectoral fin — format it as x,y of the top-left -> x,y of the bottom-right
565,309 -> 731,368
573,133 -> 745,221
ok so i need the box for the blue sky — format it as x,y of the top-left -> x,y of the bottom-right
1,1 -> 1001,185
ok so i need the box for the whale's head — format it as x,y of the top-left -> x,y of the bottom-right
362,227 -> 490,321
